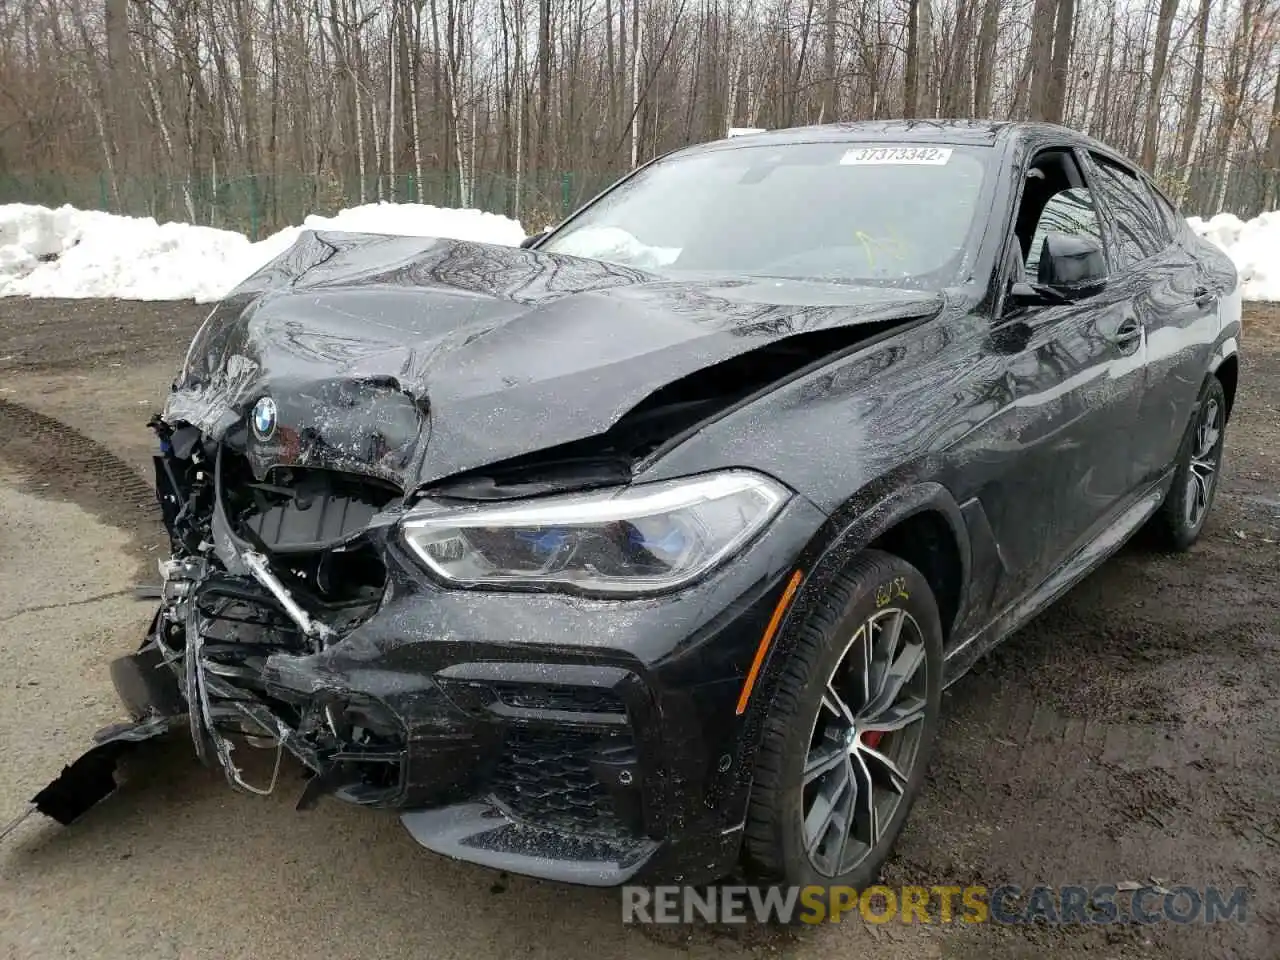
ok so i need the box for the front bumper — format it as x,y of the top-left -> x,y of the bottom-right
114,493 -> 825,885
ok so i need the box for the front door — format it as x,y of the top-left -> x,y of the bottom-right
977,149 -> 1148,608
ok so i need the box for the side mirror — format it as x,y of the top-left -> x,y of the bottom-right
519,228 -> 552,249
1037,232 -> 1107,292
1008,280 -> 1068,309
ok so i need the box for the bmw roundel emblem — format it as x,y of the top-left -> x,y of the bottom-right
251,396 -> 278,441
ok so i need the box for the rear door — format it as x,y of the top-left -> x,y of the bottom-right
1082,152 -> 1218,486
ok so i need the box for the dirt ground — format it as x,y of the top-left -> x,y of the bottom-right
0,298 -> 1277,960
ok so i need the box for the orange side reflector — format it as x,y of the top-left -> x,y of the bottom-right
735,569 -> 804,715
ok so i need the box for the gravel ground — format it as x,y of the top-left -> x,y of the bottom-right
0,298 -> 1277,960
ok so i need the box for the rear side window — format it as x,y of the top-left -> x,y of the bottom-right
1147,183 -> 1185,242
1089,155 -> 1170,267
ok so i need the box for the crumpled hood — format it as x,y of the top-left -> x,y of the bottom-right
168,230 -> 944,488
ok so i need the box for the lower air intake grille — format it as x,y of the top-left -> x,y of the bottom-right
490,729 -> 631,836
489,682 -> 627,715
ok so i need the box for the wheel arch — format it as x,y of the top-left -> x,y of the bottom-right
757,481 -> 967,691
724,478 -> 969,831
736,478 -> 970,741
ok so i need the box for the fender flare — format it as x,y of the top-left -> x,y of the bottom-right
722,477 -> 971,822
1208,335 -> 1239,376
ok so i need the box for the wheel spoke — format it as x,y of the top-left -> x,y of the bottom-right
861,694 -> 928,733
865,611 -> 902,708
824,682 -> 857,727
860,640 -> 925,721
832,755 -> 858,873
1196,402 -> 1220,457
1185,470 -> 1206,526
858,743 -> 910,794
1199,428 -> 1219,458
804,742 -> 847,785
803,763 -> 851,864
855,621 -> 873,709
849,749 -> 880,848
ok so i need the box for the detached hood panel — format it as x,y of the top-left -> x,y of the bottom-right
169,231 -> 943,487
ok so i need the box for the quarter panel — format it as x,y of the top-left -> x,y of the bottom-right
1134,244 -> 1224,481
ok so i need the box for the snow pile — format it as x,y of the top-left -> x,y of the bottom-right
0,204 -> 264,302
0,202 -> 526,303
1187,210 -> 1280,302
5,196 -> 1278,303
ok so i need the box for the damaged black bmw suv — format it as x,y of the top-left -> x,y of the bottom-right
39,121 -> 1240,891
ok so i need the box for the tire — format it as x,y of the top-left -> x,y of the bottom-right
1150,376 -> 1227,552
742,549 -> 944,892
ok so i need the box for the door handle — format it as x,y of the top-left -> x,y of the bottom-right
1193,285 -> 1217,309
1106,315 -> 1142,354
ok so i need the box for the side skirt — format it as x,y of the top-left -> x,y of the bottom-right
941,474 -> 1172,686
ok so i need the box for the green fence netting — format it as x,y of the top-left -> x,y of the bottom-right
0,169 -> 622,239
3,163 -> 1274,240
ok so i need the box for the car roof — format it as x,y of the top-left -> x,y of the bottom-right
675,119 -> 1109,158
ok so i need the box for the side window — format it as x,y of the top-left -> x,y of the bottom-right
1025,188 -> 1106,279
1146,182 -> 1185,243
1089,155 -> 1169,268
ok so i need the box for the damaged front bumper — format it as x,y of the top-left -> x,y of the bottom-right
34,414 -> 825,887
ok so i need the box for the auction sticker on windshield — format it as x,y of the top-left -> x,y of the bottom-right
840,146 -> 953,165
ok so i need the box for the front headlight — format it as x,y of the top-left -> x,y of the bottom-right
401,470 -> 790,595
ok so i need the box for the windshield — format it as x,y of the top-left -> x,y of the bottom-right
542,142 -> 992,287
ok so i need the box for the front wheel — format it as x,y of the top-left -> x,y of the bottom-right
742,550 -> 943,890
1151,376 -> 1227,551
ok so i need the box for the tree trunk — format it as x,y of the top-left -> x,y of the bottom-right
823,0 -> 838,119
904,0 -> 918,115
1092,0 -> 1117,139
630,9 -> 642,166
409,1 -> 424,201
973,0 -> 1000,116
1265,65 -> 1280,209
1042,0 -> 1074,123
1024,0 -> 1058,120
388,5 -> 398,201
1139,0 -> 1178,171
942,0 -> 974,117
917,0 -> 933,116
104,0 -> 129,184
630,0 -> 641,162
537,0 -> 551,172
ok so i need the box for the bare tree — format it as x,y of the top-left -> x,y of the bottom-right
2,0 -> 1277,229
1139,0 -> 1178,171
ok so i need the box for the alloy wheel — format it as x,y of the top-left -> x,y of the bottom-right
1185,396 -> 1222,530
801,607 -> 929,877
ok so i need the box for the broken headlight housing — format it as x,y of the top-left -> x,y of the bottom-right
401,470 -> 789,596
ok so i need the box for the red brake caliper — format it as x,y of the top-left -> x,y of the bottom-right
860,730 -> 885,749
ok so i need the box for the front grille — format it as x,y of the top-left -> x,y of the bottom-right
490,728 -> 632,836
217,449 -> 400,553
